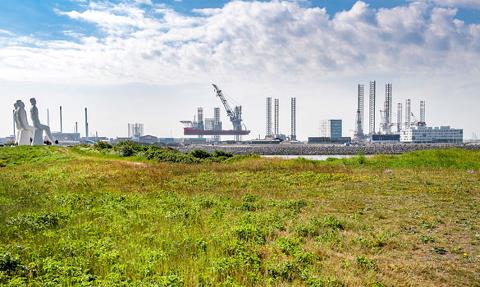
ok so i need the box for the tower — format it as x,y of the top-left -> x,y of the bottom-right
214,107 -> 221,142
397,103 -> 403,133
60,106 -> 63,133
405,99 -> 411,129
290,97 -> 297,141
381,83 -> 393,134
419,100 -> 426,126
266,97 -> 272,138
234,106 -> 242,142
84,107 -> 89,140
354,84 -> 365,139
197,107 -> 204,138
369,81 -> 376,135
274,98 -> 279,136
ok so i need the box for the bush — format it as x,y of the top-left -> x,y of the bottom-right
7,212 -> 63,232
93,141 -> 112,150
0,253 -> 20,273
213,150 -> 234,158
357,152 -> 366,165
189,149 -> 212,159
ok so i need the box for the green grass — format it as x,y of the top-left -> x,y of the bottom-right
0,146 -> 479,286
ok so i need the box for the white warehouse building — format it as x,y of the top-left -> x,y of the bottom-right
400,126 -> 463,143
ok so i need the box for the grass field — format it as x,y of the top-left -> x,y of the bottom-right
0,146 -> 479,286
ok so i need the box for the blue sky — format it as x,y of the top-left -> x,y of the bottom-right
0,0 -> 479,139
0,0 -> 478,41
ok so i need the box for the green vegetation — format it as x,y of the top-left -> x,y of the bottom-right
0,146 -> 479,286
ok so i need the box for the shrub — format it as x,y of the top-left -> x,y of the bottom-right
93,141 -> 112,150
7,212 -> 63,232
0,253 -> 20,273
240,194 -> 261,212
267,261 -> 298,281
233,224 -> 266,244
276,237 -> 300,255
213,150 -> 234,158
119,145 -> 135,157
357,152 -> 366,165
324,216 -> 344,230
189,149 -> 212,159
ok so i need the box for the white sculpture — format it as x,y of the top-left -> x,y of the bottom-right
13,102 -> 20,144
29,98 -> 55,145
15,100 -> 34,146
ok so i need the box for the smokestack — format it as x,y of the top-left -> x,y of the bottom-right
369,81 -> 376,135
85,107 -> 89,140
290,97 -> 296,141
274,99 -> 279,136
47,108 -> 50,127
75,122 -> 78,134
266,97 -> 272,137
60,106 -> 63,133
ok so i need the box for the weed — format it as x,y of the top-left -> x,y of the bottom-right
356,256 -> 377,271
421,235 -> 436,244
432,247 -> 448,255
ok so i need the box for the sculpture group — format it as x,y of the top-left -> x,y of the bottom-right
13,98 -> 55,146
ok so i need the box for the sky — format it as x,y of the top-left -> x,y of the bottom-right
1,0 -> 479,140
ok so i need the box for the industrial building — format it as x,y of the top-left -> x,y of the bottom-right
400,126 -> 463,143
353,81 -> 464,144
371,134 -> 400,143
320,119 -> 342,139
264,96 -> 296,141
312,119 -> 350,144
182,84 -> 249,141
128,123 -> 144,139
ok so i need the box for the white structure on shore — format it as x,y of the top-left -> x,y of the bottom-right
400,126 -> 463,143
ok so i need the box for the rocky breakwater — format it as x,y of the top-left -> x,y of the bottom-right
177,143 -> 480,155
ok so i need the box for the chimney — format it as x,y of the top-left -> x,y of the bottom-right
85,107 -> 89,140
60,106 -> 63,133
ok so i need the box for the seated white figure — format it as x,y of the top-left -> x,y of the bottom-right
15,100 -> 34,146
30,98 -> 55,145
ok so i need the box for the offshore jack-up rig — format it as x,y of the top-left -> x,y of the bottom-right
181,84 -> 250,142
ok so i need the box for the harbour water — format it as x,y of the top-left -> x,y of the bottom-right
261,155 -> 358,161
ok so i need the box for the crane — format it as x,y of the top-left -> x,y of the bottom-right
212,84 -> 245,141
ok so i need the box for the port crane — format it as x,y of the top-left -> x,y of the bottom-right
212,84 -> 247,141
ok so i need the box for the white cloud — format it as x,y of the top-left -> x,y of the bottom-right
431,0 -> 480,9
0,0 -> 479,85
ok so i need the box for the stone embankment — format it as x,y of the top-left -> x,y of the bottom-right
177,143 -> 480,155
